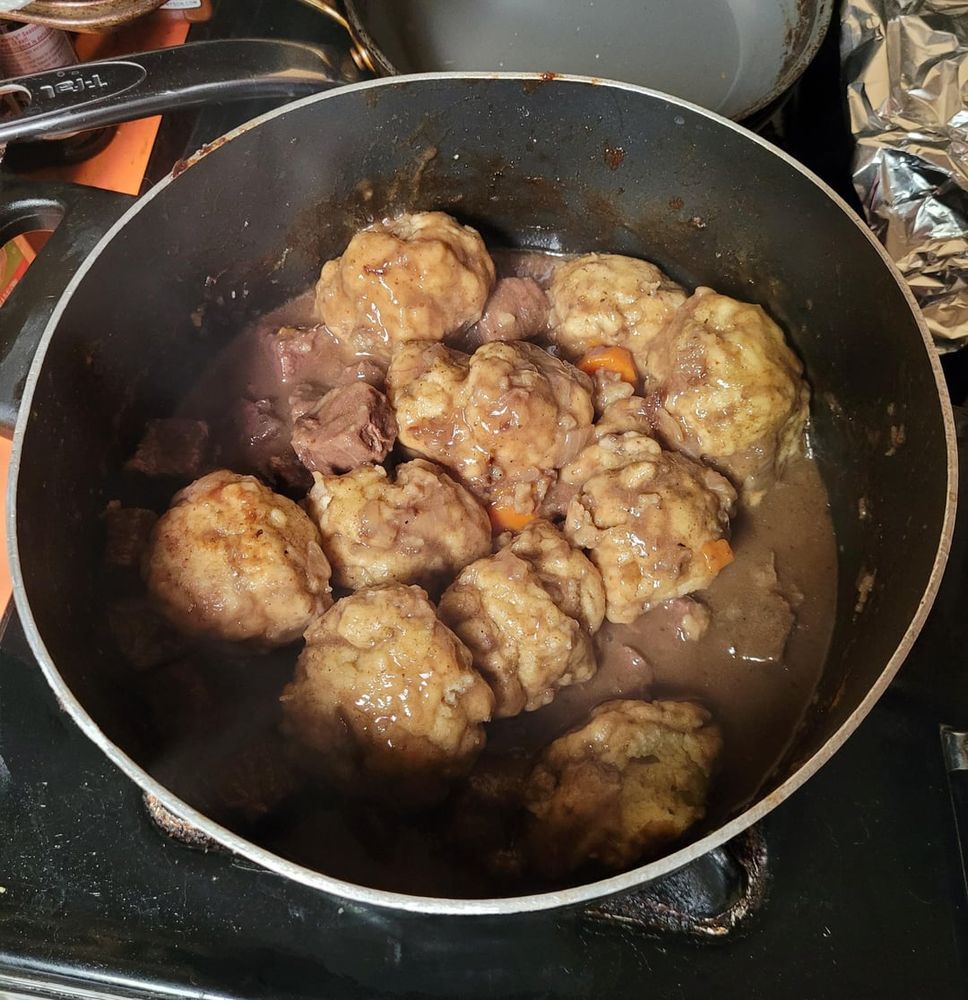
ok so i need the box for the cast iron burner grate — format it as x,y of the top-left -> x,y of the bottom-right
585,827 -> 768,937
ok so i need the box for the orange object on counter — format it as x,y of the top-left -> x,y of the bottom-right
26,16 -> 191,195
577,345 -> 639,384
0,235 -> 37,307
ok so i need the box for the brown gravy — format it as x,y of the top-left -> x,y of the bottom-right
159,249 -> 837,896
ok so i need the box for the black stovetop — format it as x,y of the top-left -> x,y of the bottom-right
2,2 -> 968,997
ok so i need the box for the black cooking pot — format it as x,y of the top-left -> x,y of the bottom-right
0,74 -> 955,914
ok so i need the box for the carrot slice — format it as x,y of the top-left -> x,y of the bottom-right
488,504 -> 537,533
577,345 -> 638,384
701,538 -> 735,574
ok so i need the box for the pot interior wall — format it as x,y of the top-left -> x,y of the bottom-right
14,78 -> 949,892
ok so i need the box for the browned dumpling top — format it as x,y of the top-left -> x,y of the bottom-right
561,431 -> 736,624
314,211 -> 495,352
304,459 -> 491,593
387,339 -> 594,513
524,699 -> 722,878
143,470 -> 332,647
646,288 -> 809,504
439,520 -> 605,718
280,584 -> 493,803
548,253 -> 687,366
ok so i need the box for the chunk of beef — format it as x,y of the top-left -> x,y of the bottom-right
490,249 -> 564,287
141,658 -> 219,740
448,754 -> 533,879
195,734 -> 302,827
290,382 -> 397,475
107,596 -> 184,671
714,553 -> 795,663
126,418 -> 209,479
271,325 -> 387,391
267,449 -> 314,495
288,384 -> 323,423
338,358 -> 386,389
103,502 -> 157,569
271,325 -> 332,385
234,397 -> 283,448
226,398 -> 302,491
148,731 -> 301,834
460,277 -> 550,350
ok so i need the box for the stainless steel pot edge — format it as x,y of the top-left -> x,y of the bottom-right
338,0 -> 836,121
7,72 -> 957,917
753,0 -> 835,118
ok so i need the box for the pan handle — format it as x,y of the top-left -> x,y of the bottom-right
0,181 -> 133,435
0,38 -> 353,146
941,726 -> 968,904
294,0 -> 378,73
0,0 -> 167,34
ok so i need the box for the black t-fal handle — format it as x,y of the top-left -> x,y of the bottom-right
0,181 -> 134,434
0,38 -> 352,145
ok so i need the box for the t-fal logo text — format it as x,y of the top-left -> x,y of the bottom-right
38,73 -> 110,99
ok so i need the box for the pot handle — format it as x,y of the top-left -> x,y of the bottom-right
583,825 -> 768,937
941,726 -> 968,903
0,0 -> 167,34
296,0 -> 378,73
0,38 -> 353,145
0,180 -> 133,435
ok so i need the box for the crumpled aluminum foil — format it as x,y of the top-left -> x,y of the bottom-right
841,0 -> 968,348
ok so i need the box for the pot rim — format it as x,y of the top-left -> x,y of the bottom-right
8,71 -> 957,916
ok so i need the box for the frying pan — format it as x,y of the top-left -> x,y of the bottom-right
0,68 -> 955,914
310,0 -> 834,121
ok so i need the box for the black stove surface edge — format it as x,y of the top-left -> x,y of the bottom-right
3,1 -> 968,996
